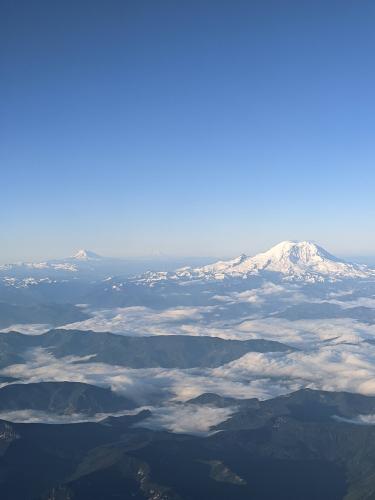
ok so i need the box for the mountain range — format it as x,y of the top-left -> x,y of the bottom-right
0,329 -> 293,370
2,240 -> 375,499
1,240 -> 375,328
2,389 -> 375,499
1,241 -> 373,288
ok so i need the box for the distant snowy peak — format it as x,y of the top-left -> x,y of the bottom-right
196,241 -> 372,282
72,249 -> 102,261
0,249 -> 106,287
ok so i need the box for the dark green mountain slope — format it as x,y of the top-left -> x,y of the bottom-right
0,302 -> 89,329
0,329 -> 293,368
1,390 -> 375,499
0,381 -> 136,414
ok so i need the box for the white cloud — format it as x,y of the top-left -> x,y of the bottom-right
236,317 -> 375,347
63,306 -> 216,336
137,404 -> 235,435
213,342 -> 375,396
0,324 -> 50,335
0,408 -> 141,424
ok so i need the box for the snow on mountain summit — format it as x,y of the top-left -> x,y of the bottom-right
133,240 -> 374,286
72,249 -> 102,261
196,241 -> 371,282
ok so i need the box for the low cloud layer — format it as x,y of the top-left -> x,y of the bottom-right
136,404 -> 235,435
3,281 -> 375,433
0,403 -> 235,435
0,324 -> 50,335
0,408 -> 139,424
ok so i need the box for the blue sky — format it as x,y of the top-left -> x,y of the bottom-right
2,0 -> 375,262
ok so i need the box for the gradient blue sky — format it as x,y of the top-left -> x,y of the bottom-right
2,0 -> 375,263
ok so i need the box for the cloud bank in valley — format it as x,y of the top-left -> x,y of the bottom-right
3,277 -> 375,432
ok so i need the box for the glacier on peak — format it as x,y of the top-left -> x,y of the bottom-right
196,241 -> 371,281
136,241 -> 373,285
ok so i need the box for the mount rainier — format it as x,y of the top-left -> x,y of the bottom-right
136,240 -> 374,285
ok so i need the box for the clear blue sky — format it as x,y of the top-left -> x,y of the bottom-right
2,0 -> 375,262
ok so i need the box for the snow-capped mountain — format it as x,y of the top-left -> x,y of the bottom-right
0,249 -> 197,289
136,241 -> 375,285
71,249 -> 103,261
0,249 -> 107,287
197,241 -> 372,281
